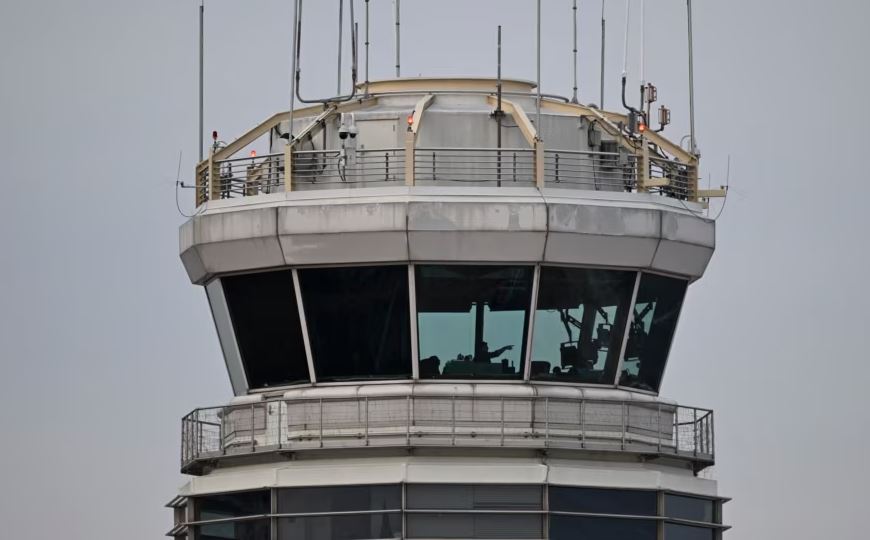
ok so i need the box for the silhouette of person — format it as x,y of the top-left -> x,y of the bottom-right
474,341 -> 513,363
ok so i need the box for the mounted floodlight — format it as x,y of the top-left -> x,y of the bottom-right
646,83 -> 658,104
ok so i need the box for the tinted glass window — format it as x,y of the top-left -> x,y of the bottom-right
278,514 -> 401,540
665,494 -> 715,523
406,484 -> 542,510
277,485 -> 401,514
531,267 -> 635,384
196,490 -> 270,520
406,513 -> 542,539
222,271 -> 310,388
620,273 -> 688,392
548,486 -> 657,516
199,519 -> 270,540
416,265 -> 533,379
299,266 -> 411,381
549,516 -> 656,540
664,523 -> 715,540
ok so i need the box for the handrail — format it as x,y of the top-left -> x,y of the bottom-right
180,394 -> 715,474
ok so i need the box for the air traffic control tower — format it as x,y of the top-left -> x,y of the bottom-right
167,11 -> 729,539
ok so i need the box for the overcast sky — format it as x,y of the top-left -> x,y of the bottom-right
1,1 -> 868,539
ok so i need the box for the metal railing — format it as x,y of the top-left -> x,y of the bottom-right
543,149 -> 638,191
414,147 -> 537,186
649,156 -> 695,200
292,148 -> 405,186
210,153 -> 285,200
181,394 -> 714,474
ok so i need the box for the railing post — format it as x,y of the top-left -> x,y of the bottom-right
637,134 -> 650,192
693,408 -> 699,457
404,131 -> 415,186
544,397 -> 550,447
674,409 -> 679,455
620,401 -> 627,451
208,148 -> 219,201
535,140 -> 545,188
579,399 -> 585,449
656,402 -> 662,454
500,397 -> 505,446
406,395 -> 411,446
364,396 -> 369,446
451,395 -> 456,446
319,399 -> 324,448
554,153 -> 560,183
250,403 -> 256,453
220,407 -> 226,456
688,161 -> 699,202
284,144 -> 293,192
277,401 -> 282,450
384,152 -> 390,181
710,411 -> 715,459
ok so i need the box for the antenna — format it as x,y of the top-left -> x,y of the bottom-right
639,0 -> 646,113
198,0 -> 204,161
496,25 -> 504,187
293,0 -> 359,104
364,0 -> 370,95
288,0 -> 300,142
572,0 -> 579,104
687,0 -> 698,154
600,0 -> 605,109
337,0 -> 343,95
536,0 -> 542,138
394,0 -> 401,77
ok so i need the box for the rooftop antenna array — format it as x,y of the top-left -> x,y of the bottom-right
600,0 -> 606,109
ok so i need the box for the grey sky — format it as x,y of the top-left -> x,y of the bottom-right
1,1 -> 868,538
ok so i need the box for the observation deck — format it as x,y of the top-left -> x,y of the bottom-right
179,78 -> 719,478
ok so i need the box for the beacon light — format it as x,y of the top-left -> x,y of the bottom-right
212,130 -> 218,141
250,150 -> 257,158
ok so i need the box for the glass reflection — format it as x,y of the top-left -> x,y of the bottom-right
664,523 -> 715,540
531,267 -> 635,384
549,516 -> 656,540
619,273 -> 688,392
299,266 -> 411,382
199,520 -> 269,540
278,514 -> 401,540
415,265 -> 533,379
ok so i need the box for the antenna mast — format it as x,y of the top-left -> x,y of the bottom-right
572,0 -> 579,104
394,0 -> 401,77
198,0 -> 204,161
600,0 -> 605,109
687,0 -> 697,154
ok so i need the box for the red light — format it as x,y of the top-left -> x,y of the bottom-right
638,122 -> 646,133
212,130 -> 218,141
407,114 -> 414,126
250,150 -> 257,158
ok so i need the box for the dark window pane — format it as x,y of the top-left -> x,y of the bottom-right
277,485 -> 401,514
549,516 -> 656,540
531,267 -> 635,384
665,523 -> 715,540
406,484 -> 542,510
620,273 -> 688,392
196,490 -> 270,520
548,486 -> 656,516
299,266 -> 411,381
278,513 -> 401,540
665,494 -> 715,523
199,519 -> 270,540
407,513 -> 542,539
222,271 -> 309,388
416,265 -> 533,379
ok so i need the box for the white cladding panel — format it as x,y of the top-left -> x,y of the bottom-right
180,189 -> 715,283
177,455 -> 718,498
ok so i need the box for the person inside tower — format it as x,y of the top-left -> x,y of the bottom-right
473,341 -> 513,364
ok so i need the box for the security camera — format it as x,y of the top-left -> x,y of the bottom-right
338,124 -> 349,140
348,124 -> 358,139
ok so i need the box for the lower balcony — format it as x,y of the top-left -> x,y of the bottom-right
181,392 -> 714,475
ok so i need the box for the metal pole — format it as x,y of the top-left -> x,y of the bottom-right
198,1 -> 204,162
394,0 -> 401,77
572,0 -> 578,104
600,0 -> 605,109
337,0 -> 343,95
687,0 -> 697,154
364,0 -> 370,94
289,0 -> 300,142
536,0 -> 542,136
497,25 -> 503,187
